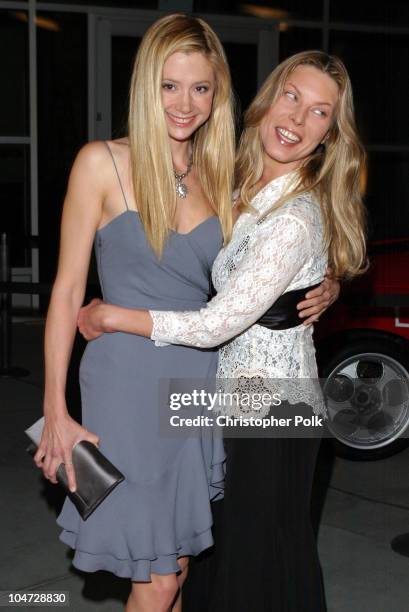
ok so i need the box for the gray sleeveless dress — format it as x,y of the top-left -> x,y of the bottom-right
56,144 -> 225,581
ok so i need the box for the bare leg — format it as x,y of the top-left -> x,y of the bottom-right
125,573 -> 179,612
171,556 -> 190,612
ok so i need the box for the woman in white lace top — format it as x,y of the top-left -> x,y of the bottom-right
78,51 -> 366,611
154,173 -> 327,386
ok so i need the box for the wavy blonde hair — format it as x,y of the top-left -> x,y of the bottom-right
236,50 -> 367,279
128,13 -> 235,257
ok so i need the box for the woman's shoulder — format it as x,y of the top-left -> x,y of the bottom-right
73,140 -> 111,171
71,139 -> 130,183
65,141 -> 119,201
76,138 -> 128,163
275,193 -> 324,247
279,190 -> 320,221
284,188 -> 318,207
257,191 -> 321,236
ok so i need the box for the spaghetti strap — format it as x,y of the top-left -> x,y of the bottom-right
104,141 -> 129,211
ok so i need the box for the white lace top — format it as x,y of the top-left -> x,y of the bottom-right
150,172 -> 328,413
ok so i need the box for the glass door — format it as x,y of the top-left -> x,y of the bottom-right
0,8 -> 36,307
91,10 -> 279,140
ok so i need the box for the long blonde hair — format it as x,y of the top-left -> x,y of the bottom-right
236,50 -> 367,279
128,13 -> 235,257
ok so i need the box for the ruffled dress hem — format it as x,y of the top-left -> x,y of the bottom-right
58,525 -> 215,582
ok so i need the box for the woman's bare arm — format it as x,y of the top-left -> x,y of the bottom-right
34,142 -> 109,491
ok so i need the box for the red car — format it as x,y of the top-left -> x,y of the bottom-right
316,239 -> 409,460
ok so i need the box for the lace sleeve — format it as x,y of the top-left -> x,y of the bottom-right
150,214 -> 310,348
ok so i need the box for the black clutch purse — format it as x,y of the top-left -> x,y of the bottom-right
25,416 -> 125,521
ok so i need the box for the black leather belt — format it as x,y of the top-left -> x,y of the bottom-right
256,283 -> 321,330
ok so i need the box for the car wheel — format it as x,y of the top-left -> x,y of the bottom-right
318,332 -> 409,460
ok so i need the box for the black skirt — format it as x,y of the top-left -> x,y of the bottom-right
183,403 -> 326,612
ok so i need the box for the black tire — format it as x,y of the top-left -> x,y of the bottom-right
317,330 -> 409,461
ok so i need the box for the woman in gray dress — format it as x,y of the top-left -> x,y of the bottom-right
34,14 -> 234,612
34,14 -> 336,612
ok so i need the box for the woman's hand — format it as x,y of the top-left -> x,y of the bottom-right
77,298 -> 109,340
33,410 -> 100,492
297,268 -> 340,325
78,300 -> 152,339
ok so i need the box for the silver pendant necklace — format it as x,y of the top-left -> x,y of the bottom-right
174,155 -> 193,199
